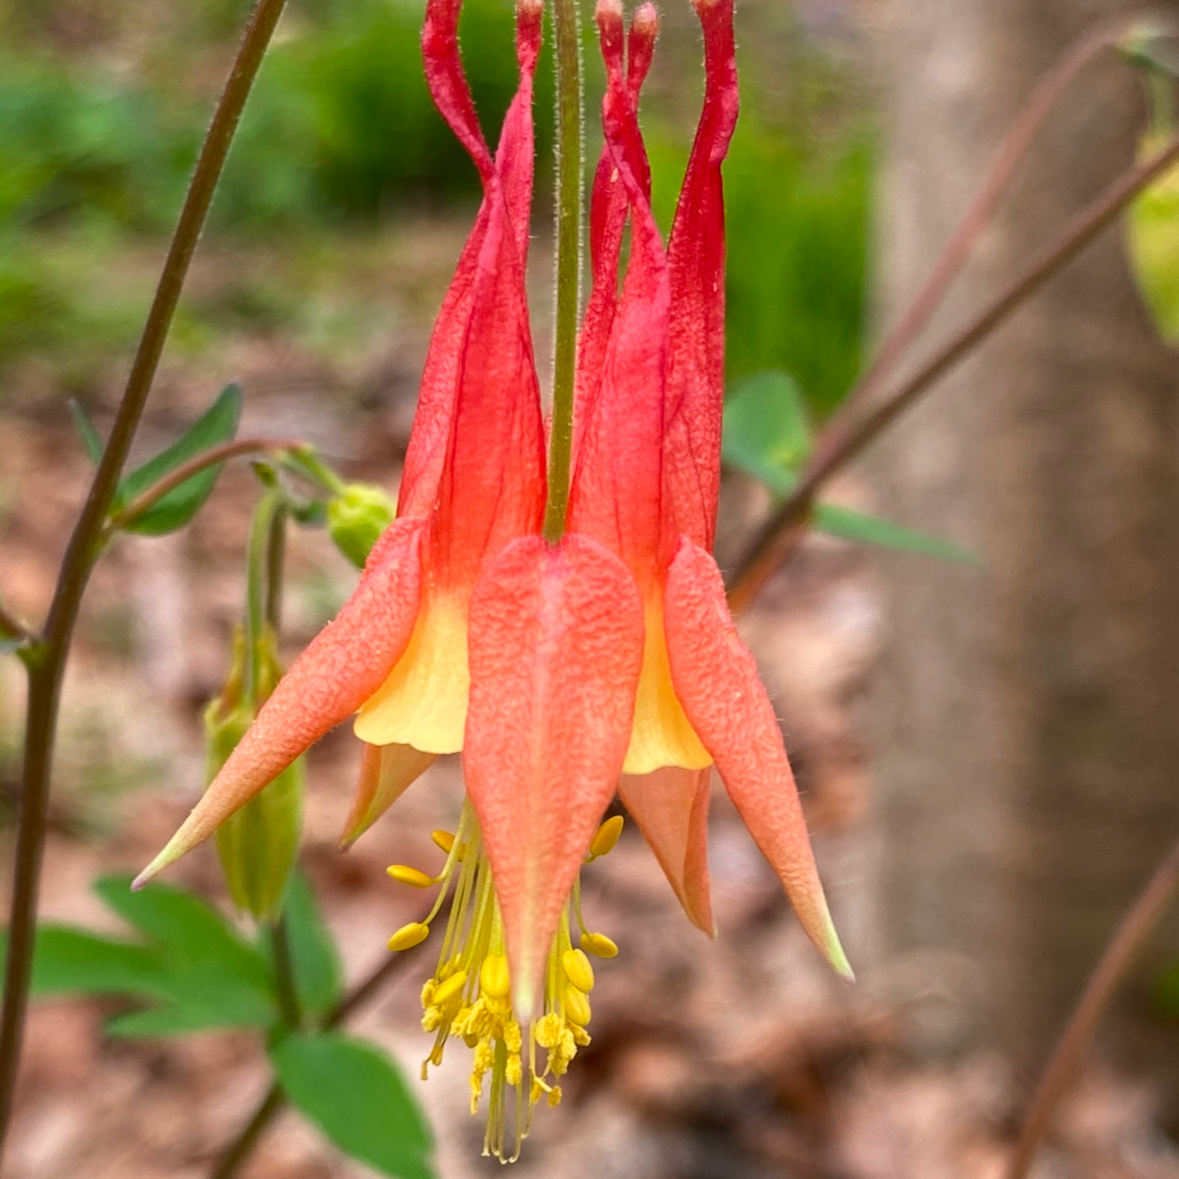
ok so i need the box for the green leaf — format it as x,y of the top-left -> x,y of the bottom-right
271,1032 -> 434,1179
0,925 -> 169,999
722,370 -> 812,492
69,399 -> 105,465
280,874 -> 344,1019
93,875 -> 278,1034
116,384 -> 242,536
813,503 -> 981,564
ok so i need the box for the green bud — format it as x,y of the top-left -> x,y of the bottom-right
207,627 -> 304,921
327,483 -> 396,569
1128,132 -> 1179,344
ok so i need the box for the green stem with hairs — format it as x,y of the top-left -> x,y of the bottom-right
542,0 -> 585,542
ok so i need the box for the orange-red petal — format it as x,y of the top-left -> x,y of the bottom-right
663,537 -> 853,980
134,517 -> 427,887
661,0 -> 738,553
568,0 -> 668,593
339,742 -> 438,851
618,766 -> 714,934
463,534 -> 644,1018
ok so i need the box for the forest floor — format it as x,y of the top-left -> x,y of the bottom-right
1,221 -> 1177,1179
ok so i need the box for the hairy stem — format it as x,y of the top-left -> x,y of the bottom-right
0,0 -> 290,1155
1007,834 -> 1179,1179
726,130 -> 1179,612
542,0 -> 585,542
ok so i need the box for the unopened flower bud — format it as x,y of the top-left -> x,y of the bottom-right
209,627 -> 304,921
327,484 -> 396,569
1128,131 -> 1179,344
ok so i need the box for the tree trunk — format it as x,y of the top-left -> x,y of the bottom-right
869,0 -> 1179,1068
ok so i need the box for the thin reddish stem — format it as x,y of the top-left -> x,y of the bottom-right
726,130 -> 1179,613
1007,834 -> 1179,1179
817,15 -> 1138,465
106,437 -> 305,533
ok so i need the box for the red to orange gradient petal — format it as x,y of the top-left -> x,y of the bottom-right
463,534 -> 644,1018
134,517 -> 427,888
663,537 -> 853,981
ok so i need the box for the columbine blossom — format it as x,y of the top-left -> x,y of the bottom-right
137,0 -> 849,1158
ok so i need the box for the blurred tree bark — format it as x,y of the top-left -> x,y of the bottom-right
869,0 -> 1179,1068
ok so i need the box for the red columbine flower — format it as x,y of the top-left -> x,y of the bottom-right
138,0 -> 848,1158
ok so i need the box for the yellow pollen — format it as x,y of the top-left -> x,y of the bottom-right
400,801 -> 618,1162
387,865 -> 435,888
562,948 -> 595,992
580,931 -> 619,958
388,922 -> 430,952
588,814 -> 624,859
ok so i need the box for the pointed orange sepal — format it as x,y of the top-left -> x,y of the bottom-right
339,742 -> 438,851
463,534 -> 644,1019
663,538 -> 853,981
618,766 -> 714,935
134,517 -> 427,888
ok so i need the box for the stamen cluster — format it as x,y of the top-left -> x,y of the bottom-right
386,808 -> 622,1159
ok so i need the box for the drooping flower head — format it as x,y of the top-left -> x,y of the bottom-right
137,0 -> 849,1159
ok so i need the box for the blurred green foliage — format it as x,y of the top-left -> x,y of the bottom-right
0,0 -> 871,416
0,0 -> 547,237
646,21 -> 872,416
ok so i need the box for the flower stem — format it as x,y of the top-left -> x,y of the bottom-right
268,911 -> 302,1031
1007,833 -> 1179,1179
542,0 -> 585,543
206,945 -> 424,1179
0,0 -> 289,1157
816,15 -> 1136,461
105,437 -> 304,535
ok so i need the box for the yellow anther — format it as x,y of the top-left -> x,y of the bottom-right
588,814 -> 624,859
564,986 -> 592,1027
432,969 -> 468,1007
504,1021 -> 522,1054
535,1013 -> 563,1049
431,829 -> 455,854
479,954 -> 511,999
547,1085 -> 563,1107
388,922 -> 430,951
387,865 -> 435,888
580,931 -> 619,958
506,1054 -> 522,1087
561,948 -> 595,993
